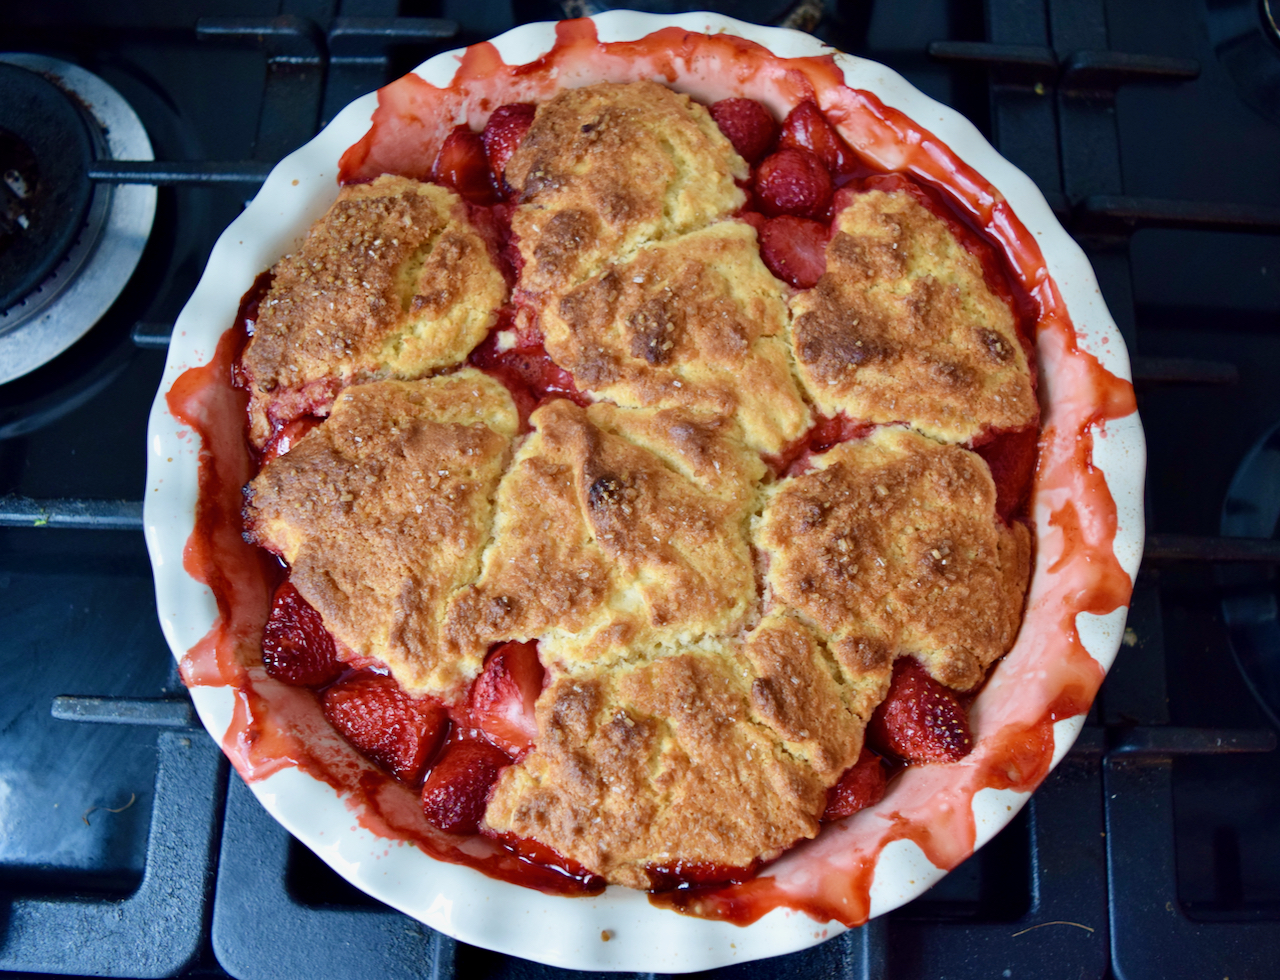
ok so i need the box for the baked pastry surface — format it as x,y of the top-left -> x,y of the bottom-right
790,188 -> 1037,443
243,371 -> 518,695
445,399 -> 764,668
505,80 -> 747,295
241,175 -> 507,447
544,222 -> 811,455
755,426 -> 1031,692
239,81 -> 1037,888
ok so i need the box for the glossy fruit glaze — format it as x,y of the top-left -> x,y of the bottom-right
168,19 -> 1138,924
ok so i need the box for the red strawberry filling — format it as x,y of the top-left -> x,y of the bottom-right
247,95 -> 1038,890
754,147 -> 833,219
432,125 -> 499,205
321,673 -> 450,783
468,640 -> 545,759
482,102 -> 536,198
709,97 -> 778,164
867,659 -> 975,764
757,214 -> 829,289
778,99 -> 862,181
261,581 -> 344,687
420,738 -> 513,835
822,746 -> 888,820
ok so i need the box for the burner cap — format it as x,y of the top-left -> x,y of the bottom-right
0,63 -> 97,314
1207,0 -> 1280,126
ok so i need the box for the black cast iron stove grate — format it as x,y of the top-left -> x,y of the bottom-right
2,0 -> 1279,978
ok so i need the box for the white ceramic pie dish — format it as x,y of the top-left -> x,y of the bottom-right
144,10 -> 1145,972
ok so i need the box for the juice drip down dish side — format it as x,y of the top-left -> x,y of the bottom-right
144,12 -> 1144,971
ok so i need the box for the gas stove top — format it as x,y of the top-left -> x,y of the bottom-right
2,1 -> 1279,978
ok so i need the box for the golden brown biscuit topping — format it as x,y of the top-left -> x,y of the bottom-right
506,81 -> 746,294
755,426 -> 1031,692
445,399 -> 763,668
243,371 -> 518,695
791,188 -> 1038,444
236,81 -> 1038,890
241,176 -> 507,447
544,223 -> 811,455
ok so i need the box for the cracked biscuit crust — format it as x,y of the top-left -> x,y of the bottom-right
484,636 -> 829,889
755,426 -> 1031,692
241,176 -> 507,447
544,222 -> 811,455
791,188 -> 1037,444
505,81 -> 746,295
242,371 -> 518,697
444,399 -> 763,669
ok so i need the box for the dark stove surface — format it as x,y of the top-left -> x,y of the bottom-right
2,1 -> 1279,978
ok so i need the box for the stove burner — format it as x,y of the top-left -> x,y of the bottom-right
0,64 -> 96,313
1207,0 -> 1280,125
1220,419 -> 1280,727
0,55 -> 155,386
1266,0 -> 1280,47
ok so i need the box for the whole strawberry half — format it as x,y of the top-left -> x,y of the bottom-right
758,215 -> 828,289
482,102 -> 536,196
867,658 -> 974,764
421,738 -> 512,835
261,580 -> 344,687
822,746 -> 888,820
754,147 -> 833,219
709,97 -> 778,164
433,125 -> 498,205
778,99 -> 860,178
321,673 -> 449,784
468,640 -> 545,758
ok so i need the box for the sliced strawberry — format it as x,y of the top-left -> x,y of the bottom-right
779,99 -> 860,179
709,98 -> 778,164
421,738 -> 512,834
754,147 -> 832,219
261,580 -> 344,687
867,659 -> 974,764
974,424 -> 1040,522
468,640 -> 544,757
432,125 -> 498,205
482,102 -> 536,195
322,673 -> 449,783
822,747 -> 887,820
758,215 -> 828,288
259,415 -> 322,465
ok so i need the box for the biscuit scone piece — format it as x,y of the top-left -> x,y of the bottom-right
241,176 -> 507,447
445,399 -> 763,667
790,188 -> 1037,444
505,81 -> 747,295
484,636 -> 847,889
242,371 -> 518,697
755,426 -> 1030,691
546,223 -> 811,455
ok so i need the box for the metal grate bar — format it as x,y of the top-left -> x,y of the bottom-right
0,494 -> 143,531
1109,727 -> 1278,756
89,161 -> 273,185
133,321 -> 174,348
1143,533 -> 1280,564
52,695 -> 197,728
1130,356 -> 1239,385
1079,195 -> 1280,234
1059,50 -> 1199,90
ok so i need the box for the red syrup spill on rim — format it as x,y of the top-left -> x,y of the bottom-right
175,18 -> 1140,923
